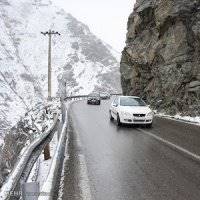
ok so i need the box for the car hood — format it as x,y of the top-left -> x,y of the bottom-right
119,106 -> 152,114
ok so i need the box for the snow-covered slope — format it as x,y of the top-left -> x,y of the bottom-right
0,0 -> 121,133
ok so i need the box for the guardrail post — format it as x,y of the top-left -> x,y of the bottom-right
44,144 -> 51,160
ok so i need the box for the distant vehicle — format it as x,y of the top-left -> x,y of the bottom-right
87,93 -> 101,105
109,96 -> 154,128
100,92 -> 110,100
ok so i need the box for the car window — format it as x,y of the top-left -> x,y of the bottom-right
120,97 -> 146,106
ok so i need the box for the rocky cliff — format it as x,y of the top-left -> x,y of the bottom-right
121,0 -> 200,115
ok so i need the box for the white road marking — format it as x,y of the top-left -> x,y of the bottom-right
138,128 -> 200,162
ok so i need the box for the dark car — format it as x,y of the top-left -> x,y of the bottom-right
87,93 -> 101,105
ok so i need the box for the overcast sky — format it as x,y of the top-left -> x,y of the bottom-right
53,0 -> 135,52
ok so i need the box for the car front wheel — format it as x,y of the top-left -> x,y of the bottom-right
117,114 -> 121,126
146,123 -> 152,128
109,111 -> 114,121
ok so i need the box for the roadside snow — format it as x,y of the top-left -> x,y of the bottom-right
157,112 -> 200,125
36,130 -> 59,189
27,160 -> 40,183
0,138 -> 3,147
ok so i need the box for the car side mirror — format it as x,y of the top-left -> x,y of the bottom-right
113,103 -> 118,107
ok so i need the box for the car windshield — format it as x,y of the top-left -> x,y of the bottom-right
120,97 -> 146,106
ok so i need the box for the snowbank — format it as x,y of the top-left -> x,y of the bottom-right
156,112 -> 200,125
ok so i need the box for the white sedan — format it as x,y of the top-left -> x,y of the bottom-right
109,96 -> 154,127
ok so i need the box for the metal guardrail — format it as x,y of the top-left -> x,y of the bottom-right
38,102 -> 69,200
38,119 -> 68,200
64,93 -> 122,101
0,113 -> 59,200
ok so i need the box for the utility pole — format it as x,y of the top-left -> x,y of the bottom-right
41,30 -> 61,99
41,30 -> 60,160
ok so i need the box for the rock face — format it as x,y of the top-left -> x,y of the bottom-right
121,0 -> 200,115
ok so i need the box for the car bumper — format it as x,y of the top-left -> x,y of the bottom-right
120,117 -> 153,124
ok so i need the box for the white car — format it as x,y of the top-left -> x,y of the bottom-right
109,96 -> 154,127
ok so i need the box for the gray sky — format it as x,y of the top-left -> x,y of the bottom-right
53,0 -> 135,52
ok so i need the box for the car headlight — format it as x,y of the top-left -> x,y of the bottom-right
121,111 -> 131,116
146,112 -> 154,118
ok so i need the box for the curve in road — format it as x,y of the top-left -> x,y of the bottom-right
61,100 -> 200,200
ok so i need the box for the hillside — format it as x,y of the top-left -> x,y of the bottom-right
0,0 -> 121,134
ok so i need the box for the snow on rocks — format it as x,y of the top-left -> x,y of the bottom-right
0,0 -> 120,134
0,111 -> 59,199
0,100 -> 60,195
156,112 -> 200,126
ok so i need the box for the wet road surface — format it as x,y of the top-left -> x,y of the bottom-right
61,100 -> 200,200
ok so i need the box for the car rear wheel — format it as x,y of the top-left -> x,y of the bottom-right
117,114 -> 121,126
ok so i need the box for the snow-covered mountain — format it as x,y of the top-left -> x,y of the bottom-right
0,0 -> 121,134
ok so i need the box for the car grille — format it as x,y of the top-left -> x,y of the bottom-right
133,120 -> 145,122
133,114 -> 146,117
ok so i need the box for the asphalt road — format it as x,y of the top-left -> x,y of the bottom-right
61,100 -> 200,200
